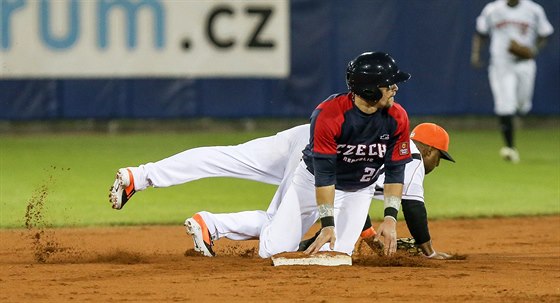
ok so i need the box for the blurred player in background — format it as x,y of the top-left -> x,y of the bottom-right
470,0 -> 554,163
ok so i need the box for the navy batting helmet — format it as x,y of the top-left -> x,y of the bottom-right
346,52 -> 411,102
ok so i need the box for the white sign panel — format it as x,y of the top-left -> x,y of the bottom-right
0,0 -> 290,78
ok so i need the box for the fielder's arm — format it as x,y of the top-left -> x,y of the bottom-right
470,33 -> 488,68
535,36 -> 549,52
402,199 -> 451,259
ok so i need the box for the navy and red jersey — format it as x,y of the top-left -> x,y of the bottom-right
302,92 -> 412,191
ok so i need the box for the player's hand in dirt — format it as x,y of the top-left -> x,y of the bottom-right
508,40 -> 535,59
304,226 -> 335,255
374,217 -> 397,256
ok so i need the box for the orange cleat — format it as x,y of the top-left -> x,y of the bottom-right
185,213 -> 215,257
109,168 -> 136,210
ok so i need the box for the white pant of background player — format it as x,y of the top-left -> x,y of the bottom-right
489,60 -> 536,115
128,125 -> 370,257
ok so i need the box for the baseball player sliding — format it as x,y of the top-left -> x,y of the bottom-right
249,52 -> 412,258
113,52 -> 412,258
109,122 -> 454,259
471,0 -> 554,163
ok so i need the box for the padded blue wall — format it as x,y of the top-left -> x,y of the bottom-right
1,0 -> 558,120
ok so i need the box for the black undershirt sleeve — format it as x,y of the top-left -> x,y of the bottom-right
362,214 -> 372,231
384,164 -> 406,184
401,199 -> 431,244
312,156 -> 337,187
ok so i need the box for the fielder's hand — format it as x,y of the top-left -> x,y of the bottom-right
428,251 -> 453,260
418,241 -> 453,260
374,217 -> 397,256
508,40 -> 534,59
304,226 -> 335,255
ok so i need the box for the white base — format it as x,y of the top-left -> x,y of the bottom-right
271,251 -> 352,266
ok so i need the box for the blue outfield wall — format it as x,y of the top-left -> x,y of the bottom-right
0,0 -> 559,120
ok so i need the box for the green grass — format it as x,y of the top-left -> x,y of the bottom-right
1,127 -> 559,229
370,127 -> 560,220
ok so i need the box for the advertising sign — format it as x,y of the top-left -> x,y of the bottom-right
0,0 -> 290,77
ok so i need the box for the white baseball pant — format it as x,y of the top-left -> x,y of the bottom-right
128,125 -> 309,191
489,60 -> 536,116
258,162 -> 372,257
126,125 -> 309,242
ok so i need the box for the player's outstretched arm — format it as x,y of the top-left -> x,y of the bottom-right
402,199 -> 451,259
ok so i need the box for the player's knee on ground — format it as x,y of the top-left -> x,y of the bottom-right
258,229 -> 300,258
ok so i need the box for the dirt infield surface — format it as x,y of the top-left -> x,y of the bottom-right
1,216 -> 559,302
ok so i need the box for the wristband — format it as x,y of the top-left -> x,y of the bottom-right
384,207 -> 398,221
318,204 -> 335,228
384,215 -> 397,223
318,204 -> 334,218
320,216 -> 335,228
384,196 -> 400,221
384,196 -> 401,211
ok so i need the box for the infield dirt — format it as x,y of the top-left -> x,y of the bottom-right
1,216 -> 559,302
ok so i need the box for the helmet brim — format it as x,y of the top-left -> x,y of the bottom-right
392,71 -> 411,84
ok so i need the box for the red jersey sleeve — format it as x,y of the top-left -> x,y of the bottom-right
311,99 -> 349,156
387,102 -> 411,165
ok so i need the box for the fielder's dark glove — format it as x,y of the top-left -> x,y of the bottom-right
508,40 -> 535,60
396,237 -> 423,255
